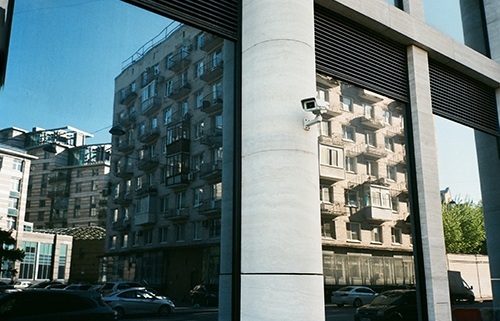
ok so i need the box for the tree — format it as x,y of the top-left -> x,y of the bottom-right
442,200 -> 487,254
0,229 -> 25,278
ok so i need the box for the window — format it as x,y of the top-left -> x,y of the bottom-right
316,86 -> 329,102
347,222 -> 361,241
8,197 -> 19,210
211,49 -> 222,67
12,159 -> 23,171
90,181 -> 97,191
133,231 -> 139,247
43,163 -> 49,170
196,32 -> 205,49
160,227 -> 168,243
320,185 -> 334,203
391,197 -> 399,212
110,236 -> 116,249
371,226 -> 382,243
75,183 -> 81,193
153,64 -> 159,75
212,82 -> 222,99
320,145 -> 341,167
136,176 -> 143,190
382,110 -> 392,125
73,198 -> 81,218
144,229 -> 153,245
387,165 -> 397,181
342,125 -> 355,141
0,156 -> 3,168
166,53 -> 174,68
366,160 -> 378,177
165,80 -> 173,96
212,182 -> 222,201
193,221 -> 201,240
192,153 -> 204,171
164,108 -> 172,124
319,121 -> 332,136
196,60 -> 204,77
151,117 -> 158,129
345,156 -> 356,173
142,80 -> 156,102
384,136 -> 395,152
195,122 -> 204,139
180,101 -> 188,116
162,138 -> 167,154
370,186 -> 392,209
89,208 -> 98,217
121,234 -> 128,248
341,96 -> 353,112
346,190 -> 358,207
322,219 -> 335,238
136,196 -> 150,215
209,219 -> 221,238
10,178 -> 21,192
391,227 -> 402,244
366,132 -> 376,147
176,224 -> 185,242
363,103 -> 374,119
176,192 -> 186,210
113,208 -> 118,223
196,91 -> 204,108
194,188 -> 203,207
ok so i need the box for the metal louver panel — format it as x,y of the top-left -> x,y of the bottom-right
314,6 -> 409,103
123,0 -> 239,41
429,60 -> 498,136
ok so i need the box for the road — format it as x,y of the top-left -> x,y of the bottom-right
127,301 -> 493,321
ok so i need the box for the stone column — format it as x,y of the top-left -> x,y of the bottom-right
407,45 -> 452,321
239,0 -> 325,320
403,0 -> 425,21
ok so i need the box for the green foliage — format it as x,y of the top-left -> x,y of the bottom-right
0,229 -> 25,275
442,200 -> 486,254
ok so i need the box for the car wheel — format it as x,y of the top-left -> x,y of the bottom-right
158,305 -> 171,316
336,303 -> 344,307
353,298 -> 362,308
114,307 -> 125,319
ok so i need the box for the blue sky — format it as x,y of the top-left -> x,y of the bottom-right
0,0 -> 483,202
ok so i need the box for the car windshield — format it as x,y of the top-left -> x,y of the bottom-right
370,292 -> 403,305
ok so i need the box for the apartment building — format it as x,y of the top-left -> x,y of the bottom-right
0,143 -> 72,282
0,127 -> 111,229
104,23 -> 223,298
315,76 -> 414,288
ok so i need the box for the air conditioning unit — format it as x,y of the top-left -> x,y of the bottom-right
202,220 -> 209,227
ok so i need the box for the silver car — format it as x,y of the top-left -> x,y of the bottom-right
102,287 -> 174,318
331,286 -> 378,308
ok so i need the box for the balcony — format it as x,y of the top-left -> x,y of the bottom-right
117,140 -> 135,153
167,52 -> 191,73
392,182 -> 408,196
113,193 -> 132,206
362,206 -> 393,221
318,133 -> 344,148
166,173 -> 191,189
200,59 -> 223,83
163,208 -> 189,221
118,113 -> 136,128
141,96 -> 161,115
319,164 -> 345,184
360,116 -> 385,130
345,144 -> 364,157
47,187 -> 70,198
198,199 -> 221,217
115,166 -> 134,179
359,89 -> 384,103
200,34 -> 223,52
320,202 -> 345,217
200,127 -> 222,148
135,212 -> 156,226
49,171 -> 71,183
166,138 -> 190,155
363,145 -> 387,159
388,153 -> 406,166
137,154 -> 160,171
112,217 -> 131,231
119,87 -> 138,105
201,96 -> 223,114
139,128 -> 161,144
387,126 -> 405,137
200,161 -> 222,181
136,185 -> 158,197
169,81 -> 191,100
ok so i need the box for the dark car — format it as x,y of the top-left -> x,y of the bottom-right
64,284 -> 95,291
354,289 -> 417,321
190,284 -> 218,306
98,282 -> 144,294
28,281 -> 63,289
0,289 -> 116,320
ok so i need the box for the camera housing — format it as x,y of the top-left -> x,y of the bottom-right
301,97 -> 329,115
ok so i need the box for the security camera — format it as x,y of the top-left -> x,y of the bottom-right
301,97 -> 329,115
302,97 -> 330,131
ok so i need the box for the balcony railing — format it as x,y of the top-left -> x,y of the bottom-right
363,145 -> 387,159
199,199 -> 222,216
169,80 -> 191,100
141,96 -> 161,115
137,154 -> 160,171
320,202 -> 345,216
167,52 -> 191,73
199,161 -> 222,181
318,133 -> 344,148
119,87 -> 138,105
112,217 -> 131,231
201,95 -> 223,114
360,116 -> 385,130
200,58 -> 223,83
200,127 -> 222,148
200,34 -> 223,52
139,127 -> 161,144
163,208 -> 189,221
135,212 -> 156,226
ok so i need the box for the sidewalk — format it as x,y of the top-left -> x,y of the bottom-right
173,301 -> 218,314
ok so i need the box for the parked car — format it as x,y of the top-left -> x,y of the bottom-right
98,281 -> 144,294
13,281 -> 31,289
64,284 -> 95,291
0,282 -> 15,293
354,289 -> 418,321
102,287 -> 174,319
0,289 -> 117,320
331,286 -> 378,308
28,281 -> 62,289
190,284 -> 219,306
